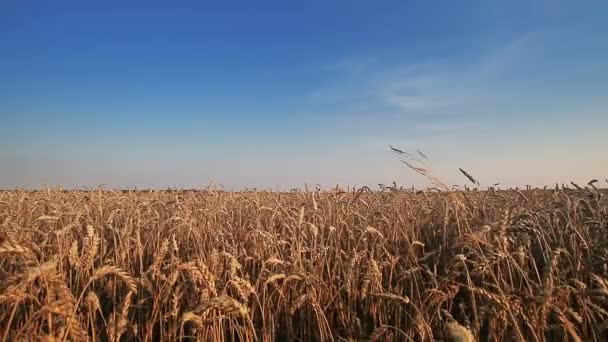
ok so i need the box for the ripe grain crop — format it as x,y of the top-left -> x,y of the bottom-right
0,187 -> 607,341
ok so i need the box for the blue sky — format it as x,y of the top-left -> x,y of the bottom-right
1,0 -> 607,189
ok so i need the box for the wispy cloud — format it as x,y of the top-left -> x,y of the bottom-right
309,30 -> 541,120
384,94 -> 439,111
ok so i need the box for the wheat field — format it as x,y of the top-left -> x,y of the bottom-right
1,187 -> 607,341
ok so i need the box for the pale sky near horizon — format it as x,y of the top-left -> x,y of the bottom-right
1,1 -> 607,190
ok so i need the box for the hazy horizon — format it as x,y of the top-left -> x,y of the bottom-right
2,1 -> 607,189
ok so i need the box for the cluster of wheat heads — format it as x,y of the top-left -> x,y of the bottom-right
1,187 -> 607,341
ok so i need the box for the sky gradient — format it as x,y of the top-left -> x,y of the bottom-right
1,0 -> 607,189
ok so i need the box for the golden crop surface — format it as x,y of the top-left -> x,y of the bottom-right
1,189 -> 607,341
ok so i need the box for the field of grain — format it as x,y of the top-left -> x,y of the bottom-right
1,188 -> 607,341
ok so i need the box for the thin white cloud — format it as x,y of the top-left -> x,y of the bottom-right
310,30 -> 542,119
378,31 -> 541,115
384,94 -> 439,111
